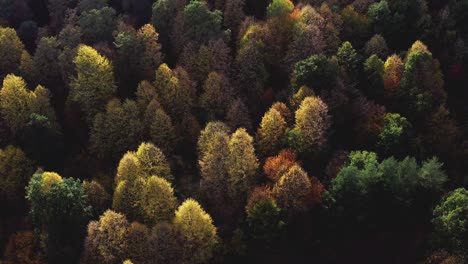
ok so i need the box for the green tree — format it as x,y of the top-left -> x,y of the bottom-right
0,27 -> 25,76
15,113 -> 63,170
336,41 -> 359,79
325,152 -> 447,227
69,45 -> 117,124
79,7 -> 117,44
26,172 -> 92,262
399,41 -> 446,119
292,54 -> 337,91
256,108 -> 286,157
376,113 -> 411,156
432,188 -> 468,253
181,0 -> 223,45
174,199 -> 219,264
363,54 -> 384,100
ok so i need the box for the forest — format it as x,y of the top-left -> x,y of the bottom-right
0,0 -> 467,263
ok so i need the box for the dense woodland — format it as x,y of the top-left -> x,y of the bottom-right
0,0 -> 467,263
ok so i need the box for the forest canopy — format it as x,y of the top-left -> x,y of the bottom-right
0,0 -> 468,263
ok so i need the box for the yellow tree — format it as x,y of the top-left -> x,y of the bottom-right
227,128 -> 259,202
294,96 -> 331,152
174,199 -> 218,264
256,108 -> 286,157
69,45 -> 116,124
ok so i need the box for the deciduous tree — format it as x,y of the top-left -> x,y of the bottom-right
69,45 -> 116,124
174,199 -> 219,264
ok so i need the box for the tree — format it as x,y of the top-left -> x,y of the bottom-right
0,145 -> 33,213
113,177 -> 146,222
399,41 -> 446,119
23,16 -> 39,40
83,180 -> 111,218
137,24 -> 163,81
48,0 -> 71,32
77,0 -> 108,13
376,113 -> 411,156
146,107 -> 176,156
272,165 -> 313,214
0,74 -> 32,133
264,149 -> 298,183
284,12 -> 325,73
363,54 -> 384,100
246,187 -> 284,248
223,0 -> 245,35
266,0 -> 293,18
198,121 -> 230,159
336,41 -> 359,79
89,99 -> 144,162
339,5 -> 370,47
325,152 -> 447,227
181,0 -> 223,46
226,98 -> 252,132
200,71 -> 232,120
0,27 -> 24,76
174,199 -> 219,264
82,210 -> 129,264
199,127 -> 229,203
383,54 -> 403,98
294,96 -> 331,152
126,222 -> 150,264
364,34 -> 389,59
235,38 -> 267,107
272,102 -> 292,123
292,54 -> 337,91
33,37 -> 62,91
290,86 -> 314,111
151,0 -> 177,47
136,142 -> 173,182
154,64 -> 193,121
149,222 -> 182,264
15,113 -> 63,170
115,151 -> 141,184
141,176 -> 177,225
318,3 -> 342,54
69,45 -> 117,124
256,108 -> 286,157
227,128 -> 259,202
432,188 -> 468,253
179,39 -> 232,84
79,7 -> 117,44
26,172 -> 92,262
